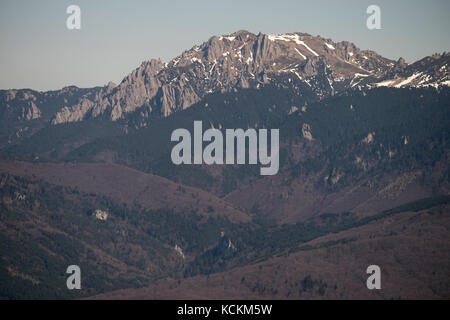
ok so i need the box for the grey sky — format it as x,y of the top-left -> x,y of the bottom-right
0,0 -> 449,91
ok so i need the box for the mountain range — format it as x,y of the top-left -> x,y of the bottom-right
1,31 -> 449,144
0,30 -> 449,300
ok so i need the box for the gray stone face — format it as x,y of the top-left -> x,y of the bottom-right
3,31 -> 448,129
49,31 -> 399,125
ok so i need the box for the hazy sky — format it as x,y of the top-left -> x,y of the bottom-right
1,0 -> 449,91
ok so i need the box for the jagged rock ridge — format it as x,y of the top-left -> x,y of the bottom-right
51,30 -> 397,125
1,30 -> 448,130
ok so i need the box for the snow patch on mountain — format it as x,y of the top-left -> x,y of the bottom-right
394,73 -> 422,88
268,33 -> 319,56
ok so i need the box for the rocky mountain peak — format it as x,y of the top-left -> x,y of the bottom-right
50,30 -> 396,125
1,30 -> 443,128
396,57 -> 407,67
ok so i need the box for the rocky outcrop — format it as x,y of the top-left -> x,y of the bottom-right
1,90 -> 42,122
362,132 -> 375,144
52,59 -> 163,124
174,245 -> 185,259
94,209 -> 109,221
302,123 -> 313,141
216,231 -> 237,254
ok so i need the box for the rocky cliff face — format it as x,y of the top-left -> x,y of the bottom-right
0,86 -> 102,147
50,30 -> 398,125
1,90 -> 42,122
2,30 -> 449,132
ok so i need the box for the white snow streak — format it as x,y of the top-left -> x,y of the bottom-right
294,48 -> 306,60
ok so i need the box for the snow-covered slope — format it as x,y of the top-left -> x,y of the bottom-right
372,53 -> 450,88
